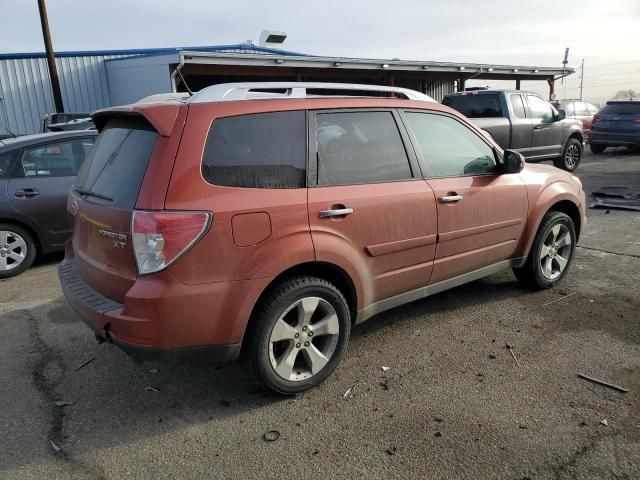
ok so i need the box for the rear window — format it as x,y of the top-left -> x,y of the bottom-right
600,103 -> 640,115
202,111 -> 306,189
74,116 -> 158,208
442,94 -> 504,118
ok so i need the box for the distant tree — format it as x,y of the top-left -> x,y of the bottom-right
612,89 -> 639,99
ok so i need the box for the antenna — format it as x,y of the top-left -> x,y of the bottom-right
561,47 -> 570,100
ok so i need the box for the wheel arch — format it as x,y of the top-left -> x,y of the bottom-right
252,261 -> 358,321
567,130 -> 584,145
0,218 -> 42,255
520,184 -> 582,258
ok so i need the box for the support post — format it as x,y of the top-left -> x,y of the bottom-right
515,78 -> 521,90
547,78 -> 555,99
37,0 -> 64,113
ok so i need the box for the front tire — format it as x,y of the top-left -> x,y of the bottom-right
245,276 -> 351,394
554,138 -> 582,171
0,224 -> 36,279
513,211 -> 576,290
590,143 -> 606,154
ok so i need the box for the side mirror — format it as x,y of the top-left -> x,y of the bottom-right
555,109 -> 566,121
502,149 -> 525,174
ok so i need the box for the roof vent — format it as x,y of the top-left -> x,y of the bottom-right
259,30 -> 287,49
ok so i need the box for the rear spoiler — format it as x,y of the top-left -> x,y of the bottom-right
91,101 -> 185,136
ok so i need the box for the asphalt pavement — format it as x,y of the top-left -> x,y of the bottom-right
1,149 -> 638,479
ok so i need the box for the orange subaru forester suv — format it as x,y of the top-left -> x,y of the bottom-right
59,83 -> 586,394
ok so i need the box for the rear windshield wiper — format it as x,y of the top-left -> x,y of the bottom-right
73,187 -> 114,202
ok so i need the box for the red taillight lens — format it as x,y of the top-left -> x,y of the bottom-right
592,114 -> 601,123
132,210 -> 211,275
634,116 -> 640,124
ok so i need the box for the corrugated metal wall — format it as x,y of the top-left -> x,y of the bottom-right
425,79 -> 454,102
0,54 -> 127,135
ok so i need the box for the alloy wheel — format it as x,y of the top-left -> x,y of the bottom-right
268,296 -> 340,382
0,230 -> 27,272
564,144 -> 580,169
539,224 -> 572,281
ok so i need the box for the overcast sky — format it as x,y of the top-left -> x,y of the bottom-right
2,0 -> 639,102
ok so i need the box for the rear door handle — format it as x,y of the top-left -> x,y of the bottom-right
533,125 -> 545,130
14,188 -> 40,198
319,207 -> 354,218
438,195 -> 463,204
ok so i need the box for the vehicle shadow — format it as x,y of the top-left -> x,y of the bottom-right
0,269 -> 530,473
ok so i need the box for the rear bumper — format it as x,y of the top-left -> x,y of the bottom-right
590,131 -> 640,147
58,259 -> 250,363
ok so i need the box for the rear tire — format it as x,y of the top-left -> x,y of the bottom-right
0,224 -> 36,279
513,211 -> 576,290
554,138 -> 582,171
590,143 -> 606,154
244,276 -> 351,395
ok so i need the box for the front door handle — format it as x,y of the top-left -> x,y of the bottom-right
319,207 -> 354,218
533,125 -> 546,130
14,188 -> 40,198
438,194 -> 463,204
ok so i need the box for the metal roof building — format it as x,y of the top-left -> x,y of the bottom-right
0,44 -> 573,135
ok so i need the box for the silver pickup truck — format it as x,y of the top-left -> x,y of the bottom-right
443,89 -> 584,171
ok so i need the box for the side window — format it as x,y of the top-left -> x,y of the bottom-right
527,95 -> 554,123
315,111 -> 412,186
587,104 -> 599,114
510,94 -> 527,118
202,111 -> 306,189
18,138 -> 94,177
0,150 -> 19,178
564,102 -> 576,116
404,112 -> 497,177
574,101 -> 589,115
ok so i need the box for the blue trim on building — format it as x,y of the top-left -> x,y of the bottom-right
0,44 -> 307,60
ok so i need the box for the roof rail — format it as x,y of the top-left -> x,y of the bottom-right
187,82 -> 435,104
137,92 -> 191,104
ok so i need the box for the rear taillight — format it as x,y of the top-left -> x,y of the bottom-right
634,116 -> 640,124
592,114 -> 601,123
132,210 -> 211,275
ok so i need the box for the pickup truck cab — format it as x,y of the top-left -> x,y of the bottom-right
443,89 -> 584,171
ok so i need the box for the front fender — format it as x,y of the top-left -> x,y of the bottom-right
518,180 -> 581,258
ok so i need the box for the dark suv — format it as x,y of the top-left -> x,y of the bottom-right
590,99 -> 640,153
59,83 -> 585,394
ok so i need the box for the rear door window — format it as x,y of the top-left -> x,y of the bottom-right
0,149 -> 19,178
573,101 -> 589,115
315,111 -> 412,186
202,111 -> 306,189
18,138 -> 94,177
442,94 -> 503,118
74,117 -> 158,208
510,94 -> 527,118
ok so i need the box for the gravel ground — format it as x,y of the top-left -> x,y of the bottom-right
0,150 -> 638,480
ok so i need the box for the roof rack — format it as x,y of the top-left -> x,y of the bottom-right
187,82 -> 435,104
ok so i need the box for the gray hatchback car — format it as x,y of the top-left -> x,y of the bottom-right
0,131 -> 96,278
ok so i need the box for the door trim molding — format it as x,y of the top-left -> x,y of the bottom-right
355,256 -> 526,324
438,218 -> 522,243
366,233 -> 437,257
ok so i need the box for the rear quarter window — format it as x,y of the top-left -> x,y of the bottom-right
442,94 -> 504,118
202,111 -> 306,189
